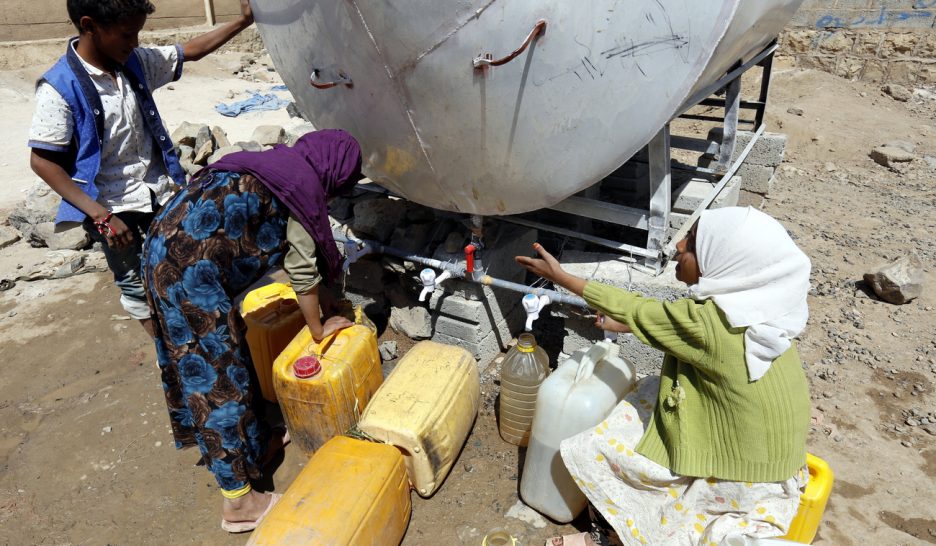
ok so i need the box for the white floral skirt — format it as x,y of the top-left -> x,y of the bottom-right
559,377 -> 807,546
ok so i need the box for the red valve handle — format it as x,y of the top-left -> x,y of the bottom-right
464,244 -> 476,278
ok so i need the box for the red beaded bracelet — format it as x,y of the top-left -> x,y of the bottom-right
94,212 -> 117,238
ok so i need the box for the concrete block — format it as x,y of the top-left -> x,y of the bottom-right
737,165 -> 776,195
669,212 -> 692,231
672,175 -> 741,214
705,129 -> 787,168
431,329 -> 500,367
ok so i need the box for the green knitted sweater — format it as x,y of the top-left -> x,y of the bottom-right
584,281 -> 810,483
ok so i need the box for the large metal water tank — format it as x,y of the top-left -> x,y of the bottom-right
253,0 -> 802,215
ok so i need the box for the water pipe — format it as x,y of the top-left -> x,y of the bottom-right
336,235 -> 587,309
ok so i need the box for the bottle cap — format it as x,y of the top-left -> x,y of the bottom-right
293,356 -> 322,379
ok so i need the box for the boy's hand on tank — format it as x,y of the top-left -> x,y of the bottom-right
595,313 -> 631,334
515,243 -> 565,283
240,0 -> 254,24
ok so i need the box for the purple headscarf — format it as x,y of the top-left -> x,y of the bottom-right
207,129 -> 362,282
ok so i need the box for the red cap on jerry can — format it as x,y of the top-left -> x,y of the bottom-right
293,356 -> 322,379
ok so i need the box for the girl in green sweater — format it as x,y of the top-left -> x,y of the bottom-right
517,207 -> 812,546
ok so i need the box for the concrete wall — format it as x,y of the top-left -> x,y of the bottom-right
780,0 -> 936,84
0,0 -> 244,42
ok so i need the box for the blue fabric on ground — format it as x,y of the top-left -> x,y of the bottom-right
215,92 -> 291,117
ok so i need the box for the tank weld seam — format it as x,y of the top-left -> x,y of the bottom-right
409,0 -> 499,70
348,0 -> 438,176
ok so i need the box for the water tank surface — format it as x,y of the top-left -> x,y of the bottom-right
253,0 -> 802,215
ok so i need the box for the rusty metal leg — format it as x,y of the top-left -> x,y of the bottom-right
645,124 -> 671,273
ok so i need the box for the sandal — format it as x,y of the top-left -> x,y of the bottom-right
220,492 -> 282,533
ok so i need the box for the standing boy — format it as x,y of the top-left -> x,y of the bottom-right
29,0 -> 254,337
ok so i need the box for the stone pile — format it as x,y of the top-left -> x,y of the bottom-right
171,122 -> 316,179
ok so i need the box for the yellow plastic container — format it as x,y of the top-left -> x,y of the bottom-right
247,436 -> 411,546
272,308 -> 383,456
358,340 -> 480,497
242,282 -> 306,403
783,453 -> 834,544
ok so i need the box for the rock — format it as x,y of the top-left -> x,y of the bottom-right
211,126 -> 231,149
378,340 -> 398,361
352,199 -> 408,243
207,145 -> 243,165
504,499 -> 548,529
8,181 -> 61,241
0,226 -> 21,249
251,125 -> 286,147
389,306 -> 432,339
863,253 -> 925,304
193,139 -> 214,166
194,125 -> 214,152
442,231 -> 465,253
170,121 -> 204,147
882,84 -> 912,102
180,156 -> 199,176
234,141 -> 264,152
787,107 -> 804,116
286,123 -> 316,146
869,145 -> 916,170
286,102 -> 307,120
38,223 -> 90,251
887,140 -> 916,154
824,162 -> 837,172
177,144 -> 194,162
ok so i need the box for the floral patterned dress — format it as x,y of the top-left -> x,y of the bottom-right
142,170 -> 288,491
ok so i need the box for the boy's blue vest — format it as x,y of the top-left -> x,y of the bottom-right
33,39 -> 187,223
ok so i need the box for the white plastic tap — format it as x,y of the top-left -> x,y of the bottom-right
418,268 -> 452,302
522,293 -> 551,331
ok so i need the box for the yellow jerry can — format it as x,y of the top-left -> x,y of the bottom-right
247,436 -> 411,546
783,453 -> 834,544
272,308 -> 383,456
358,340 -> 480,497
241,282 -> 306,403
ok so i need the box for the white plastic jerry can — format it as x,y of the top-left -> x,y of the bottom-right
520,340 -> 637,523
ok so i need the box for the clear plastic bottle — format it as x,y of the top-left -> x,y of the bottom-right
498,333 -> 549,446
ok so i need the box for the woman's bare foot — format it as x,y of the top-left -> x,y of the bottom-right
221,490 -> 275,524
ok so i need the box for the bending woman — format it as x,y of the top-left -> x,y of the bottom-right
141,130 -> 361,532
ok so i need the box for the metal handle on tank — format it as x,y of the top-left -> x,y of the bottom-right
472,19 -> 547,69
310,68 -> 353,89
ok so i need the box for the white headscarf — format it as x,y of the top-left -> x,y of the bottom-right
689,207 -> 811,382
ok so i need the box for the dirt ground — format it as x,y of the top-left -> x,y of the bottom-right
0,40 -> 935,546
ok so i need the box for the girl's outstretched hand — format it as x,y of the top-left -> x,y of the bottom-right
515,243 -> 565,284
515,243 -> 588,297
595,313 -> 631,334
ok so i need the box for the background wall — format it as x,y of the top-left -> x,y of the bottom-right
0,0 -> 243,42
779,0 -> 936,84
